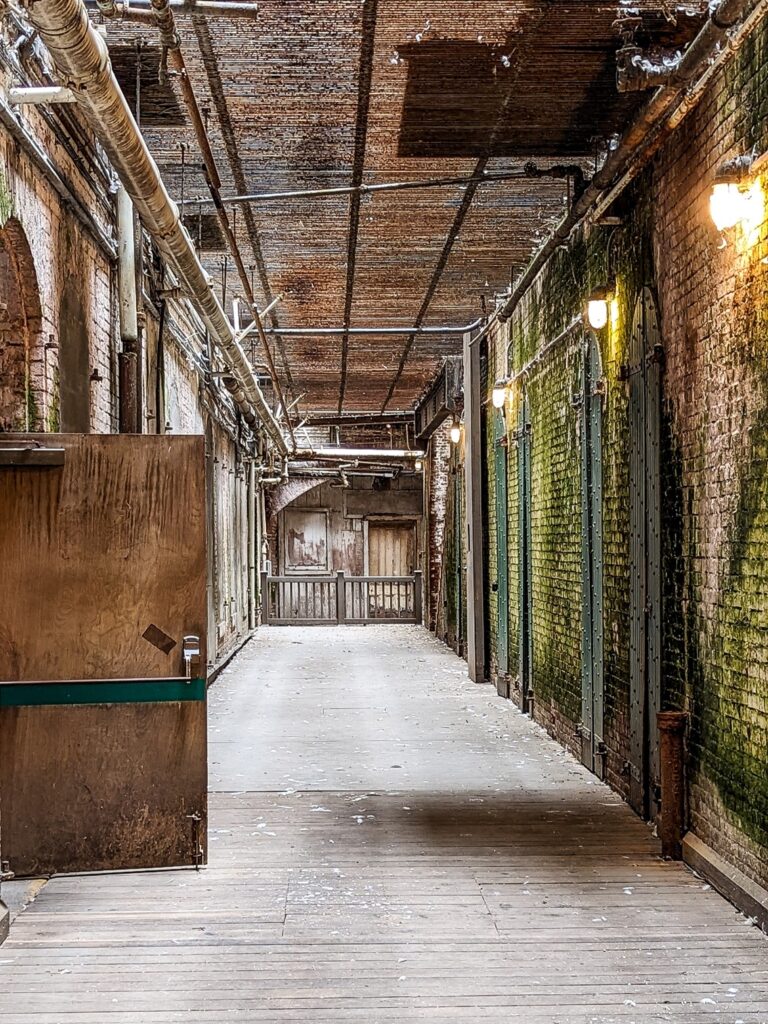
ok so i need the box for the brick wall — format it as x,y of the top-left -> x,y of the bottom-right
426,421 -> 451,631
474,22 -> 768,889
0,42 -> 260,672
651,23 -> 768,884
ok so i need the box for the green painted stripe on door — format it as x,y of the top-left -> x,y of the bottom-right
0,677 -> 206,707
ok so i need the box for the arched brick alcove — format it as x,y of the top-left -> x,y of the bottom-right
0,217 -> 44,431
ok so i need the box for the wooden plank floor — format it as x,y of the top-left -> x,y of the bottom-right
1,625 -> 766,1022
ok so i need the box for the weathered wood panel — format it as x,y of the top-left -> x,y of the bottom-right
1,702 -> 207,875
368,522 -> 415,576
283,508 -> 329,573
0,434 -> 208,875
0,434 -> 207,680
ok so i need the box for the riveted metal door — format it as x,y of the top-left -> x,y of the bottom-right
628,288 -> 663,818
517,395 -> 533,713
579,333 -> 605,775
494,408 -> 509,686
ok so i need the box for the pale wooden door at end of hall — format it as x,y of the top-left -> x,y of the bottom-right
367,521 -> 416,618
367,521 -> 416,576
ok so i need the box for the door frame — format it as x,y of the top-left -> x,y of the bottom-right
579,331 -> 605,776
517,393 -> 533,714
493,407 -> 510,694
628,287 -> 663,819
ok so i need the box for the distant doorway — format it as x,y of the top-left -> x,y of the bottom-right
366,520 -> 417,619
366,520 -> 416,577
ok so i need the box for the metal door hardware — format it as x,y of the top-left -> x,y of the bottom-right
182,635 -> 201,678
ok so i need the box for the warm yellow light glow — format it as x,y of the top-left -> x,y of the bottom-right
587,299 -> 609,330
414,459 -> 423,471
710,178 -> 765,240
450,423 -> 461,444
491,381 -> 507,409
710,181 -> 744,231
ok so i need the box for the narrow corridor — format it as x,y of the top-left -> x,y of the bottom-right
1,626 -> 766,1022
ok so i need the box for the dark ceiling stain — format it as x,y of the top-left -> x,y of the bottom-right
110,45 -> 185,127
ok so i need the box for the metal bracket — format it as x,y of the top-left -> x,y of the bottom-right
182,635 -> 201,679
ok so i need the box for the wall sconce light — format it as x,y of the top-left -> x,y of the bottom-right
491,378 -> 509,409
414,459 -> 423,472
449,420 -> 462,444
586,285 -> 614,330
709,154 -> 766,232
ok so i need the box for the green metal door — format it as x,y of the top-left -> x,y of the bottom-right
494,408 -> 509,689
579,333 -> 605,776
517,394 -> 533,713
628,287 -> 663,818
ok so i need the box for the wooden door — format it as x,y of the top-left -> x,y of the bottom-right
628,289 -> 663,819
494,408 -> 510,691
367,521 -> 416,619
579,333 -> 605,776
368,522 -> 415,576
0,434 -> 208,875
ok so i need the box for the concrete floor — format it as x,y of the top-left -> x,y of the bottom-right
1,624 -> 767,1021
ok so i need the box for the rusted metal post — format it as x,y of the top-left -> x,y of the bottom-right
336,571 -> 346,625
413,570 -> 423,625
118,350 -> 138,433
657,711 -> 688,859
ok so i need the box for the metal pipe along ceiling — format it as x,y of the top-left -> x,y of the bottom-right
26,0 -> 288,454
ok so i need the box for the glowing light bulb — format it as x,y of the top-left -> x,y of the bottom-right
450,423 -> 461,444
710,181 -> 744,232
492,381 -> 507,409
414,459 -> 423,471
587,298 -> 609,330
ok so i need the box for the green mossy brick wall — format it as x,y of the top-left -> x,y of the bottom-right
427,20 -> 768,889
478,22 -> 768,887
652,21 -> 768,884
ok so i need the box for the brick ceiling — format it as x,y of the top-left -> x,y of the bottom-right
103,1 -> 705,426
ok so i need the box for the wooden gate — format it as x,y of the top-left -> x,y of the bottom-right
494,407 -> 510,692
579,332 -> 605,776
628,288 -> 663,818
0,435 -> 208,875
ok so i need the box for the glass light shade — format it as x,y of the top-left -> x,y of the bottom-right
710,181 -> 743,232
492,383 -> 507,409
414,460 -> 423,471
587,298 -> 609,330
449,423 -> 461,444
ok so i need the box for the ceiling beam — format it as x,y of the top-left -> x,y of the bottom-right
380,158 -> 487,413
337,0 -> 378,416
305,411 -> 414,427
190,13 -> 295,393
175,166 -> 584,208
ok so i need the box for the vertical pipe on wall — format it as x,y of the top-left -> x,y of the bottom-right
657,711 -> 688,859
117,186 -> 139,433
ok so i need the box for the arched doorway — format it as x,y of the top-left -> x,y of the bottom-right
0,218 -> 44,431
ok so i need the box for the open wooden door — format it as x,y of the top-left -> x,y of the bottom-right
0,434 -> 208,876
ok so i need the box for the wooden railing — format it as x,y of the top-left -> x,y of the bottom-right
261,571 -> 422,625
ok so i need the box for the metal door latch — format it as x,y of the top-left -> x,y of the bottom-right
182,635 -> 201,679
